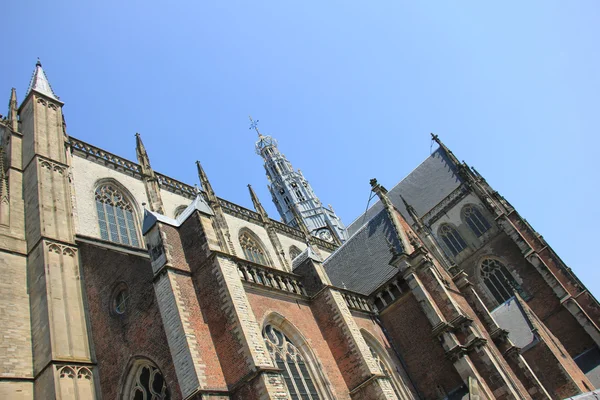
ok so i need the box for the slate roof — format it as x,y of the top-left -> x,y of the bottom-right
347,147 -> 462,235
323,208 -> 403,295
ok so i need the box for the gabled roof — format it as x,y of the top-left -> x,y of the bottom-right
347,147 -> 462,235
324,209 -> 402,295
26,60 -> 59,101
142,194 -> 213,234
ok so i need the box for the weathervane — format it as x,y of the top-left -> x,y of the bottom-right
249,115 -> 262,137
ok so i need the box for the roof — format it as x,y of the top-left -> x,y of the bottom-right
324,209 -> 402,295
347,147 -> 462,235
142,194 -> 213,234
26,60 -> 59,101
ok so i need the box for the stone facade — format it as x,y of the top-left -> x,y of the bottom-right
0,62 -> 598,399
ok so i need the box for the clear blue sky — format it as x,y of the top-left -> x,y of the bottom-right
2,1 -> 599,297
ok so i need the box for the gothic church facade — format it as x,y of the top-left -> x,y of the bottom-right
0,61 -> 599,399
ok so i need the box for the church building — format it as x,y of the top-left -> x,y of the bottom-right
0,61 -> 599,399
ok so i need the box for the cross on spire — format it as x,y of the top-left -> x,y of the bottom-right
249,115 -> 262,137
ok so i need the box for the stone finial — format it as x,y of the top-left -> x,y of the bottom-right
248,184 -> 268,219
8,88 -> 18,131
196,161 -> 216,200
135,133 -> 153,175
431,132 -> 461,167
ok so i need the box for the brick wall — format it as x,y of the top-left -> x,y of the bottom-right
79,242 -> 181,400
247,288 -> 350,398
380,293 -> 463,398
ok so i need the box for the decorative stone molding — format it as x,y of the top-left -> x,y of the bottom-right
57,365 -> 92,380
421,184 -> 469,226
238,260 -> 307,297
47,242 -> 77,257
40,159 -> 66,175
339,289 -> 375,313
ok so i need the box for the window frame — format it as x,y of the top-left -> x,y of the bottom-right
239,229 -> 272,267
94,181 -> 141,247
462,204 -> 491,237
479,258 -> 522,306
438,223 -> 467,256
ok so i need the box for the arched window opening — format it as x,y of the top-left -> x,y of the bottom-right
362,331 -> 414,400
123,361 -> 170,400
95,184 -> 140,246
439,224 -> 467,256
481,259 -> 520,305
289,246 -> 302,260
240,231 -> 269,266
464,205 -> 491,237
369,347 -> 404,399
263,325 -> 320,400
173,205 -> 187,218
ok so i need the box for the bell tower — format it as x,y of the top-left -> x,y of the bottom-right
251,117 -> 348,244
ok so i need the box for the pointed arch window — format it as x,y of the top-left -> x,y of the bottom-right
439,224 -> 467,256
173,205 -> 187,218
263,325 -> 320,400
289,246 -> 302,260
368,346 -> 405,399
463,205 -> 491,237
123,360 -> 170,400
95,184 -> 140,247
240,231 -> 269,266
481,259 -> 520,304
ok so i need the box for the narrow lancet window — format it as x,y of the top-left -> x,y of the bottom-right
263,325 -> 320,400
439,224 -> 467,256
95,184 -> 140,247
481,258 -> 520,304
464,205 -> 491,237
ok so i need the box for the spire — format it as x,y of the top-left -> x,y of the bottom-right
0,146 -> 9,202
26,59 -> 59,101
431,133 -> 461,167
8,88 -> 18,131
196,161 -> 215,199
135,132 -> 153,176
248,184 -> 268,219
370,178 -> 412,255
399,194 -> 424,231
135,133 -> 164,214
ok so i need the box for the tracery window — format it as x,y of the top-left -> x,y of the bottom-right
126,362 -> 170,400
463,205 -> 491,237
263,325 -> 320,400
369,346 -> 404,399
481,258 -> 520,304
95,184 -> 140,247
439,224 -> 467,256
289,246 -> 302,260
240,231 -> 269,266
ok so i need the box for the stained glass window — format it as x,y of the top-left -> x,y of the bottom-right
95,184 -> 140,247
464,205 -> 491,237
240,232 -> 269,266
129,363 -> 169,400
481,258 -> 520,304
439,224 -> 467,256
263,325 -> 320,400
